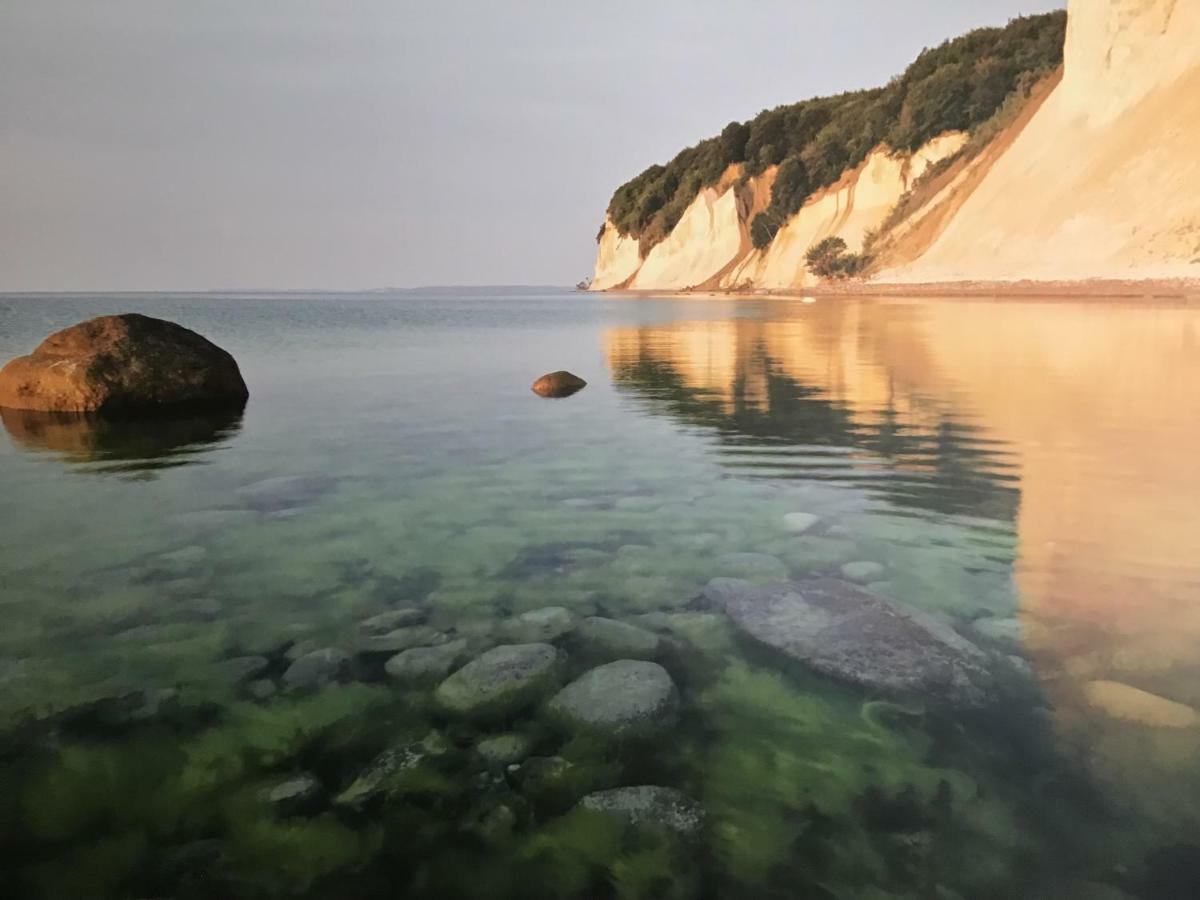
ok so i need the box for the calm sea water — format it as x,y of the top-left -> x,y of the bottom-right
1,290 -> 1198,899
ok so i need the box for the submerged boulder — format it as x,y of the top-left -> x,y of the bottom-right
576,617 -> 661,659
577,786 -> 705,837
531,371 -> 587,398
434,643 -> 562,721
0,314 -> 248,413
717,578 -> 995,709
548,659 -> 679,737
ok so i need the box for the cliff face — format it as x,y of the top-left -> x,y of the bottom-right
881,0 -> 1200,283
595,0 -> 1200,290
594,135 -> 966,292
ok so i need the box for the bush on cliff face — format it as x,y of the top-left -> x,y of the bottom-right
606,10 -> 1066,255
806,237 -> 869,280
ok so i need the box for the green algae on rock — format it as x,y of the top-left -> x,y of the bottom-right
434,643 -> 563,721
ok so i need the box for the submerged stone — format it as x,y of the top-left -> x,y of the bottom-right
576,617 -> 660,659
385,639 -> 468,683
548,660 -> 678,737
1083,680 -> 1199,728
577,786 -> 705,837
718,579 -> 995,709
212,655 -> 269,686
716,552 -> 789,582
359,607 -> 427,635
261,773 -> 323,816
475,732 -> 535,766
282,647 -> 351,691
503,607 -> 577,643
531,371 -> 587,398
782,512 -> 821,534
236,474 -> 336,513
840,560 -> 887,584
356,625 -> 445,655
434,643 -> 562,721
335,731 -> 450,807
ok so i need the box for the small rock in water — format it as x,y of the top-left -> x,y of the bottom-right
716,552 -> 789,583
358,607 -> 426,635
282,647 -> 351,691
475,732 -> 535,766
212,655 -> 269,686
356,625 -> 445,655
503,607 -> 577,643
384,640 -> 468,683
434,643 -> 562,721
531,371 -> 587,398
548,660 -> 679,738
261,773 -> 323,816
840,560 -> 887,584
702,577 -> 755,607
336,731 -> 450,807
1083,680 -> 1199,728
718,578 -> 995,709
246,679 -> 277,701
577,786 -> 705,837
576,617 -> 661,659
782,512 -> 820,534
236,474 -> 336,513
970,616 -> 1024,647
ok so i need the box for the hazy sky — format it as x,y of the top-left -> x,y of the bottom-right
1,1 -> 1063,291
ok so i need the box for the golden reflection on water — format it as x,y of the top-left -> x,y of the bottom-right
605,296 -> 1200,821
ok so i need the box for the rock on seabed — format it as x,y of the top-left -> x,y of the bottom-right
548,659 -> 679,737
0,314 -> 248,413
434,643 -> 562,720
578,786 -> 705,836
717,578 -> 996,709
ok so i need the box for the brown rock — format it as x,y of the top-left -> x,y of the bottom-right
0,314 -> 248,413
531,371 -> 587,398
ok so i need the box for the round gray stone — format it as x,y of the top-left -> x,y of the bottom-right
475,732 -> 534,766
782,512 -> 820,534
435,643 -> 562,720
840,560 -> 887,584
384,639 -> 468,683
356,625 -> 445,655
576,617 -> 660,659
720,578 -> 995,709
282,647 -> 351,691
503,607 -> 577,643
548,660 -> 678,737
359,608 -> 426,635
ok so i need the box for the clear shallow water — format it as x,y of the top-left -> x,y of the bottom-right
1,290 -> 1198,898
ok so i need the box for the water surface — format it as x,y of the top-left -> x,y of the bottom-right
1,290 -> 1198,899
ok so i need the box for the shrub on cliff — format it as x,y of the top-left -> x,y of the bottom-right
605,10 -> 1066,254
806,237 -> 869,280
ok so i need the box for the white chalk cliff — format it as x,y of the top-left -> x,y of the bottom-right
595,0 -> 1200,289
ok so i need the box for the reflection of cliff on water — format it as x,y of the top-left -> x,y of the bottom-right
1,405 -> 244,473
607,305 -> 1019,521
605,297 -> 1200,831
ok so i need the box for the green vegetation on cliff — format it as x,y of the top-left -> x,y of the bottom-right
606,11 -> 1066,254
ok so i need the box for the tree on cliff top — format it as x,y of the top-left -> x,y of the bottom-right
606,10 -> 1067,256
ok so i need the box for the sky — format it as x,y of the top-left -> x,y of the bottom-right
1,0 -> 1064,292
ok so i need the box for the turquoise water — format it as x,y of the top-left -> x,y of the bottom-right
1,291 -> 1198,898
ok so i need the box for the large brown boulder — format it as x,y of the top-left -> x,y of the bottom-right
0,314 -> 248,413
